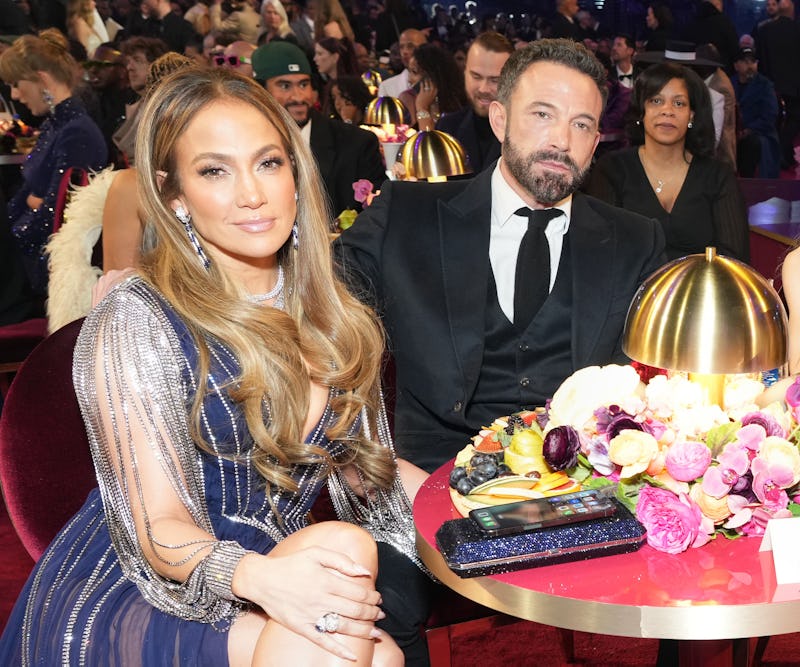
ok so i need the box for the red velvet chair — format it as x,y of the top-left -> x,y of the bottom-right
0,318 -> 95,560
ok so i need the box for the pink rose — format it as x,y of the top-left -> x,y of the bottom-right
664,440 -> 712,482
636,486 -> 703,554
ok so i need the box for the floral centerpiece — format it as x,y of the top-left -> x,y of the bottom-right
1,118 -> 35,154
359,123 -> 416,144
462,364 -> 800,554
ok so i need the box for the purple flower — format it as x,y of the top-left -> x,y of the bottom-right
741,412 -> 786,438
702,442 -> 750,498
542,425 -> 581,470
586,436 -> 615,475
751,457 -> 794,510
352,179 -> 374,204
785,377 -> 800,408
636,486 -> 703,554
664,440 -> 712,482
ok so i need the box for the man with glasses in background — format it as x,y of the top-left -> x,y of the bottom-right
213,40 -> 255,77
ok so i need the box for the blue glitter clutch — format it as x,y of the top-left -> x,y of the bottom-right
435,499 -> 646,578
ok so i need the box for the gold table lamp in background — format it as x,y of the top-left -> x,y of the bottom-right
623,247 -> 788,406
363,96 -> 407,134
399,130 -> 472,182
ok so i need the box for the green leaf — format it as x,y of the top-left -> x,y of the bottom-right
788,502 -> 800,517
336,209 -> 358,230
705,421 -> 740,457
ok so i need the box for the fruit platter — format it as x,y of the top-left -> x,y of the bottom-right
448,410 -> 581,517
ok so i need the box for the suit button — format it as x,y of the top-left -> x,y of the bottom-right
519,343 -> 529,352
519,377 -> 530,387
453,401 -> 463,412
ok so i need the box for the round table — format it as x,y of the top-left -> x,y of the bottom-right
414,462 -> 800,666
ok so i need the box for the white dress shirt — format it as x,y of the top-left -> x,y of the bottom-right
378,69 -> 411,99
489,161 -> 571,322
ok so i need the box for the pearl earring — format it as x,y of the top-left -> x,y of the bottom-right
688,121 -> 693,129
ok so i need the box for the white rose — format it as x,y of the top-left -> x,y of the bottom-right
547,364 -> 643,430
724,376 -> 766,417
670,405 -> 729,440
645,374 -> 705,419
759,436 -> 800,486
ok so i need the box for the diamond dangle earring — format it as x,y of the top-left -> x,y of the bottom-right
292,223 -> 299,249
41,89 -> 55,114
174,206 -> 211,269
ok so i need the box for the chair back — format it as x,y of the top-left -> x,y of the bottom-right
0,318 -> 95,560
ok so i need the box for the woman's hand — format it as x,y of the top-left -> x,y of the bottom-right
236,547 -> 383,659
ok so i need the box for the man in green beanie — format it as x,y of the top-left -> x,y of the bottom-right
252,40 -> 385,216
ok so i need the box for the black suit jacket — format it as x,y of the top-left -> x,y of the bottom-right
436,107 -> 500,174
308,110 -> 386,216
335,166 -> 666,470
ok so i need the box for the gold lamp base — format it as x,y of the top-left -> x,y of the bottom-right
687,372 -> 726,408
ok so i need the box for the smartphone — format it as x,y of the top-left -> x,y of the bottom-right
469,489 -> 617,537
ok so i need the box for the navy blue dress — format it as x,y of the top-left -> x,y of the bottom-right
0,281 -> 342,665
8,96 -> 107,294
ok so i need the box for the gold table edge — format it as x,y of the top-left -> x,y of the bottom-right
416,529 -> 800,640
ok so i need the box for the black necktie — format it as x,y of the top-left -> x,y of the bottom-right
513,207 -> 560,329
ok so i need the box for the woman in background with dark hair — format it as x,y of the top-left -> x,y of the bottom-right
314,36 -> 359,116
644,3 -> 674,53
586,62 -> 749,262
400,43 -> 467,131
330,75 -> 374,125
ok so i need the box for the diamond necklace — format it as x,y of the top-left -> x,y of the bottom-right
248,265 -> 285,307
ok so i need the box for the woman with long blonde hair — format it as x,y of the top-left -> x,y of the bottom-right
0,66 -> 423,666
259,0 -> 297,43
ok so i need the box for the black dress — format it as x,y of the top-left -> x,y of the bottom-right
586,146 -> 750,263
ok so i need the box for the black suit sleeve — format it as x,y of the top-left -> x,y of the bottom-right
333,180 -> 395,308
710,163 -> 750,263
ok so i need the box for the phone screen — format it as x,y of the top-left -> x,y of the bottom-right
470,490 -> 616,536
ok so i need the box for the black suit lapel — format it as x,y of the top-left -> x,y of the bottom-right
438,168 -> 493,395
569,193 -> 616,367
308,112 -> 335,184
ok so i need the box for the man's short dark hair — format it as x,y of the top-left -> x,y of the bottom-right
120,36 -> 168,63
497,38 -> 608,108
472,31 -> 514,55
615,33 -> 635,50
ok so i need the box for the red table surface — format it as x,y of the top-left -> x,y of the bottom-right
414,462 -> 800,641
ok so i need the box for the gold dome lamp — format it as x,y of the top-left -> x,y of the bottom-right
623,247 -> 788,406
398,130 -> 472,182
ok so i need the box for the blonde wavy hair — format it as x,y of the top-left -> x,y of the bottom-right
0,29 -> 76,89
135,66 -> 393,493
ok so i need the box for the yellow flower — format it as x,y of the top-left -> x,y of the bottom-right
608,429 -> 659,479
690,483 -> 732,523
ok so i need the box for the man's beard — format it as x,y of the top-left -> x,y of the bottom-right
469,92 -> 493,118
503,137 -> 589,205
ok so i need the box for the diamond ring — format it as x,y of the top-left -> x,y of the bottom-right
314,612 -> 340,633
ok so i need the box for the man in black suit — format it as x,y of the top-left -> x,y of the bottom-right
337,38 -> 666,474
252,41 -> 385,216
550,0 -> 581,41
435,31 -> 513,174
336,38 -> 666,666
756,0 -> 800,168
